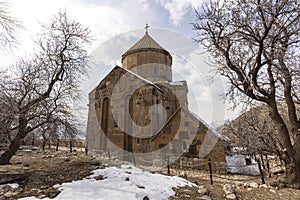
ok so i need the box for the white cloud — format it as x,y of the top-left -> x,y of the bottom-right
156,0 -> 203,25
0,0 -> 237,124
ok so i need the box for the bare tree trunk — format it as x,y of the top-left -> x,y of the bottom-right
0,132 -> 24,165
267,102 -> 300,183
0,116 -> 28,165
291,134 -> 300,183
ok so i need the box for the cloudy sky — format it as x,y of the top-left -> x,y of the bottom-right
1,0 -> 238,126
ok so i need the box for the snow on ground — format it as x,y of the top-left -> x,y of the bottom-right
20,165 -> 195,200
8,183 -> 19,189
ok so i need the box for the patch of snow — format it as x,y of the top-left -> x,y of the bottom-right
19,165 -> 195,200
8,183 -> 19,188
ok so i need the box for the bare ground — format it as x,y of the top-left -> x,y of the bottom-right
1,148 -> 300,199
166,168 -> 300,200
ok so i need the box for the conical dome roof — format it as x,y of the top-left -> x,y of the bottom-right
121,31 -> 172,73
127,33 -> 165,52
122,32 -> 171,58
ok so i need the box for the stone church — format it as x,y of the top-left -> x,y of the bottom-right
86,29 -> 226,171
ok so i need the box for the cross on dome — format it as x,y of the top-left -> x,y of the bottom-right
144,23 -> 150,34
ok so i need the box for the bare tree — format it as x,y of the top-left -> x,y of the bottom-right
0,10 -> 91,165
0,1 -> 21,49
193,0 -> 300,184
220,106 -> 279,156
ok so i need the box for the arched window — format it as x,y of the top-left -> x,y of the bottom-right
113,113 -> 118,128
100,98 -> 109,150
101,98 -> 109,131
154,67 -> 158,76
181,140 -> 188,151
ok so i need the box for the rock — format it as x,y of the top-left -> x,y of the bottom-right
235,182 -> 243,187
270,189 -> 276,194
125,177 -> 130,181
259,184 -> 268,189
45,187 -> 61,198
270,166 -> 284,175
136,185 -> 145,189
180,194 -> 191,198
235,181 -> 244,189
223,184 -> 234,195
290,183 -> 300,189
197,187 -> 208,196
14,187 -> 23,193
269,180 -> 280,187
198,185 -> 205,189
0,184 -> 12,193
143,196 -> 149,200
277,182 -> 286,189
198,195 -> 211,200
226,193 -> 237,199
30,188 -> 43,194
38,194 -> 47,198
4,191 -> 19,198
183,188 -> 194,195
249,182 -> 259,188
223,184 -> 236,199
93,175 -> 106,180
40,185 -> 48,190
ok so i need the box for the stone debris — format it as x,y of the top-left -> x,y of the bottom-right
249,182 -> 259,188
183,188 -> 194,195
0,165 -> 30,184
235,181 -> 244,189
270,189 -> 276,194
223,184 -> 234,195
4,190 -> 20,198
259,184 -> 268,189
226,193 -> 237,199
197,187 -> 208,196
170,184 -> 211,200
198,195 -> 212,200
223,184 -> 237,200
